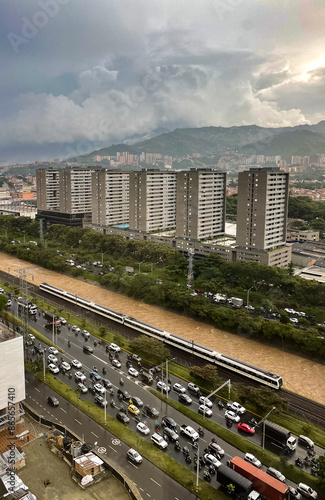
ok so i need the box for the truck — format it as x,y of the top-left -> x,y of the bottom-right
180,425 -> 199,441
44,311 -> 61,328
217,464 -> 260,500
263,420 -> 297,452
214,293 -> 227,303
229,297 -> 244,307
229,456 -> 289,500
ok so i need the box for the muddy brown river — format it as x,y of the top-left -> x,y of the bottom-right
3,253 -> 325,404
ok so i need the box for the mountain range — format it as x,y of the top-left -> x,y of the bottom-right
73,121 -> 325,164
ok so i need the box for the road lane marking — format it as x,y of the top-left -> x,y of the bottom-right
91,432 -> 99,438
108,445 -> 117,453
35,388 -> 40,392
150,478 -> 161,487
60,408 -> 67,413
92,355 -> 107,363
25,380 -> 29,383
127,461 -> 138,468
75,419 -> 82,425
140,488 -> 144,492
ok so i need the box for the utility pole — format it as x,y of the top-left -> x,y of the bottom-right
187,248 -> 194,288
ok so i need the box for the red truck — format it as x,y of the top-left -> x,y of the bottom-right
229,456 -> 289,500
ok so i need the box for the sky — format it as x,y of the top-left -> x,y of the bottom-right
1,0 -> 325,162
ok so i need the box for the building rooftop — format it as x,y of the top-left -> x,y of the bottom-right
74,452 -> 103,469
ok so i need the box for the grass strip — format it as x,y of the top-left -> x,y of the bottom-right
152,391 -> 323,494
26,366 -> 228,500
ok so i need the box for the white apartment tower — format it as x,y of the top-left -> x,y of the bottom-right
129,170 -> 177,232
236,167 -> 291,267
175,168 -> 226,240
92,169 -> 130,227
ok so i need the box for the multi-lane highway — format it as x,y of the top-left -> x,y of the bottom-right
18,301 -> 322,494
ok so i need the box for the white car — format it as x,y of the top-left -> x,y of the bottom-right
199,396 -> 213,408
284,308 -> 295,314
225,410 -> 240,423
109,343 -> 120,353
60,361 -> 71,371
48,354 -> 58,364
28,334 -> 35,341
157,381 -> 170,393
75,371 -> 86,383
244,453 -> 262,469
78,383 -> 88,394
173,383 -> 186,393
48,347 -> 58,355
290,317 -> 298,323
151,434 -> 168,449
127,448 -> 143,464
112,358 -> 121,368
136,422 -> 150,435
59,317 -> 67,325
71,326 -> 80,333
204,453 -> 221,469
48,363 -> 59,374
94,383 -> 106,394
198,405 -> 213,417
227,401 -> 246,414
297,483 -> 318,499
128,367 -> 139,377
71,359 -> 82,369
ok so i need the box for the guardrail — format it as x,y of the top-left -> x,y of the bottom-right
22,401 -> 142,500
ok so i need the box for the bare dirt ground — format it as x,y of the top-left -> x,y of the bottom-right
3,253 -> 325,404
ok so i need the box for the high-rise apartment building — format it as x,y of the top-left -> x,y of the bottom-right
92,169 -> 129,227
36,167 -> 93,227
175,168 -> 226,241
129,170 -> 177,232
236,167 -> 291,266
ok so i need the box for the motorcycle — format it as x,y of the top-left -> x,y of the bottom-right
119,378 -> 125,386
109,387 -> 114,396
68,372 -> 72,379
134,414 -> 141,422
311,466 -> 319,476
209,465 -> 215,476
68,340 -> 71,347
110,400 -> 116,408
182,446 -> 190,456
92,366 -> 98,372
249,418 -> 258,427
295,458 -> 303,468
185,454 -> 192,464
203,470 -> 211,483
102,367 -> 106,375
198,427 -> 204,437
174,441 -> 181,451
217,400 -> 224,410
226,418 -> 233,428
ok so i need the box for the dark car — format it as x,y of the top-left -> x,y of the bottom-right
163,427 -> 179,442
34,344 -> 44,354
178,393 -> 193,405
117,389 -> 131,401
101,378 -> 112,388
129,396 -> 143,407
83,345 -> 93,354
116,412 -> 130,424
143,405 -> 159,418
47,396 -> 59,407
161,415 -> 177,430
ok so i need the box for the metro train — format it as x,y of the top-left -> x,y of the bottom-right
39,282 -> 283,389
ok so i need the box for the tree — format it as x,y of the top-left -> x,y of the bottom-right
130,335 -> 170,364
0,294 -> 8,310
190,364 -> 220,387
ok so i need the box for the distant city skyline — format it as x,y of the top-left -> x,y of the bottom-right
2,0 -> 325,162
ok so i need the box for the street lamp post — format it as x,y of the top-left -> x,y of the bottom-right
246,286 -> 254,309
138,260 -> 146,274
101,252 -> 106,266
104,389 -> 107,424
262,406 -> 276,453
